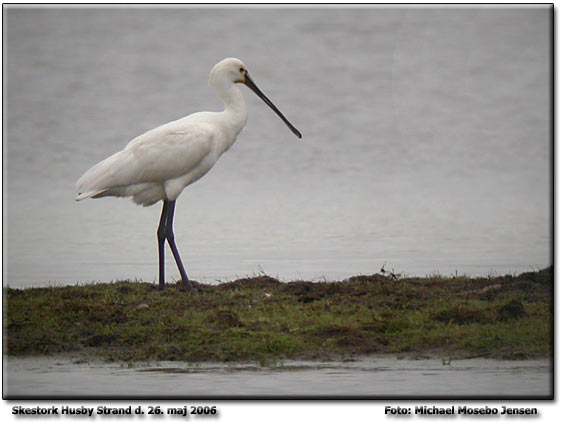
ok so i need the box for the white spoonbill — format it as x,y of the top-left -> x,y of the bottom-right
76,58 -> 301,290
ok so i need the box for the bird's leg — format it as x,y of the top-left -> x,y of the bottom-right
157,200 -> 171,290
164,200 -> 192,291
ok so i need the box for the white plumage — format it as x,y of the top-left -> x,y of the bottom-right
76,116 -> 218,206
76,58 -> 301,290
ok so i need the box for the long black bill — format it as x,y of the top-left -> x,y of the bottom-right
243,73 -> 302,139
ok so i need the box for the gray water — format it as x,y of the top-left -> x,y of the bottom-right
4,356 -> 552,397
3,6 -> 551,287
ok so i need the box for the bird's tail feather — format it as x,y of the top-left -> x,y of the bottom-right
75,151 -> 124,201
75,189 -> 106,201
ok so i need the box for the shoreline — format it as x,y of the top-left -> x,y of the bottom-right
5,267 -> 552,363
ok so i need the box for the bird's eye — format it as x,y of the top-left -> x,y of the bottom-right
239,67 -> 245,73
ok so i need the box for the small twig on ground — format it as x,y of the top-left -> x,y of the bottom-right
380,263 -> 401,280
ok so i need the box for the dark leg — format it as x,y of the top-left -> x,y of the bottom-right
164,200 -> 192,291
157,200 -> 171,290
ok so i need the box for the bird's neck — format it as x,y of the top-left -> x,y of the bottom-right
215,83 -> 248,138
214,82 -> 246,113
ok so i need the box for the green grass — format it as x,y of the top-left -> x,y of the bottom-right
4,267 -> 552,363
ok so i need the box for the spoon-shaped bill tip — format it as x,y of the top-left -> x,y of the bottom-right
244,73 -> 302,139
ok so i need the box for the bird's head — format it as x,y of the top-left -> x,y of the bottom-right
209,58 -> 302,139
209,58 -> 248,85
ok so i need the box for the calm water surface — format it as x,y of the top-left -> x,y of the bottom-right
4,356 -> 552,397
3,6 -> 551,287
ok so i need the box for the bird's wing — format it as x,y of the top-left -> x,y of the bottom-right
124,123 -> 214,183
76,122 -> 214,199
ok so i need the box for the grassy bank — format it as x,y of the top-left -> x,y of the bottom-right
4,267 -> 552,363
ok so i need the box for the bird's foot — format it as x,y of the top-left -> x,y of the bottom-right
181,278 -> 193,291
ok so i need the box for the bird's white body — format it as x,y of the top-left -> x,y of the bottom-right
76,59 -> 249,206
